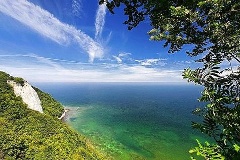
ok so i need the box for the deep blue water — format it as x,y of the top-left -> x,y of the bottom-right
35,83 -> 206,160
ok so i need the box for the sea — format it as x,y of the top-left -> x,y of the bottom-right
35,82 -> 208,160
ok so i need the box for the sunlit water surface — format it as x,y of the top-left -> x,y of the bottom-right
36,83 -> 207,160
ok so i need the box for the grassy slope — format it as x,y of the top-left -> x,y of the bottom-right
0,71 -> 104,160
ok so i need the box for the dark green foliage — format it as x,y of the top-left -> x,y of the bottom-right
0,71 -> 104,159
184,66 -> 240,159
100,0 -> 240,159
13,77 -> 25,86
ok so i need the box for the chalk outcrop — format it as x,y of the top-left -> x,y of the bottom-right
7,80 -> 43,113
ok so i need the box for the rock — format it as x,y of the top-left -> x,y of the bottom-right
7,80 -> 43,113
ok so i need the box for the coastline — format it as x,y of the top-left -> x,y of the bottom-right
58,109 -> 69,120
60,106 -> 89,122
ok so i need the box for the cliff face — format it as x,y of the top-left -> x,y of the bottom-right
7,80 -> 43,113
0,71 -> 103,160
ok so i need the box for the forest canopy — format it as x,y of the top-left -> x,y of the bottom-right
0,71 -> 103,159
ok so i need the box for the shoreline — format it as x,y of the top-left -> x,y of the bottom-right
60,106 -> 89,122
58,109 -> 70,120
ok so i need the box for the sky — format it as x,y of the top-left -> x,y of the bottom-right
0,0 -> 199,83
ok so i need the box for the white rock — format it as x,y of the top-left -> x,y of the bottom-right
8,80 -> 43,113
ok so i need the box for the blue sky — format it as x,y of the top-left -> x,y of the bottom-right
0,0 -> 198,83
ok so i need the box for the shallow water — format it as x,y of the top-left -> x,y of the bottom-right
36,83 -> 207,160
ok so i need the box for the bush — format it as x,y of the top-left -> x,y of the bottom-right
0,71 -> 104,159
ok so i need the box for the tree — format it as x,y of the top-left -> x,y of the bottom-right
0,71 -> 104,159
99,0 -> 240,159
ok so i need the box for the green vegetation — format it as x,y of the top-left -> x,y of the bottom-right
33,87 -> 64,118
100,0 -> 240,159
13,77 -> 25,86
0,71 -> 104,159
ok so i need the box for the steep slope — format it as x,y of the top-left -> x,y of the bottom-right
7,80 -> 43,113
0,71 -> 104,159
33,87 -> 64,118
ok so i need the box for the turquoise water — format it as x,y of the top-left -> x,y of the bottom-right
36,83 -> 207,160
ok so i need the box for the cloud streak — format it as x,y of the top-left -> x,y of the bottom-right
0,0 -> 104,62
95,2 -> 107,39
72,0 -> 82,18
0,53 -> 185,83
112,52 -> 132,64
135,58 -> 167,66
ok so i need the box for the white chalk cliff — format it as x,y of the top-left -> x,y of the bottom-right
7,80 -> 43,113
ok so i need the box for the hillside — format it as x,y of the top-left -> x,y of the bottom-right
0,71 -> 103,159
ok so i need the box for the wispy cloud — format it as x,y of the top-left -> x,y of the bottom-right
95,2 -> 107,39
0,0 -> 104,62
136,58 -> 167,67
72,0 -> 82,18
113,56 -> 123,63
0,53 -> 64,70
0,53 -> 184,83
112,52 -> 132,64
